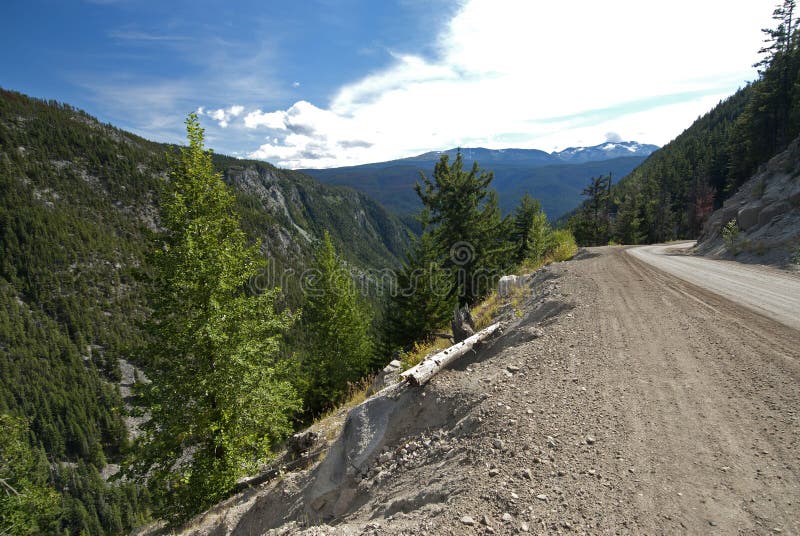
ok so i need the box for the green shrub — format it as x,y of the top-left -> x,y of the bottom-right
548,229 -> 579,262
722,218 -> 741,254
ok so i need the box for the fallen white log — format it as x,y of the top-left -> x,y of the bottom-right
400,322 -> 502,386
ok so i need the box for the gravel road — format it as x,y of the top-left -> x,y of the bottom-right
186,246 -> 800,535
628,242 -> 800,330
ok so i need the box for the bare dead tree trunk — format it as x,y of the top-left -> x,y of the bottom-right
400,322 -> 502,386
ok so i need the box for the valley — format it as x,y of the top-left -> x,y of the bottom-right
2,1 -> 800,533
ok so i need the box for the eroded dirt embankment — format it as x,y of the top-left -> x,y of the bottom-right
180,247 -> 800,535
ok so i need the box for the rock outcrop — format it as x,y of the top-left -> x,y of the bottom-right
697,137 -> 800,267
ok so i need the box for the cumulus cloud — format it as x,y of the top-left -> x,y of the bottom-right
604,132 -> 623,143
238,0 -> 772,167
199,104 -> 245,128
244,109 -> 287,129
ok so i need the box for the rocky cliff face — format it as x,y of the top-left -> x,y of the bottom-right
697,138 -> 800,267
220,159 -> 410,272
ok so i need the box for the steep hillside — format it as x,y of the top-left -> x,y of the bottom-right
215,155 -> 408,274
0,88 -> 409,534
590,23 -> 800,245
303,143 -> 656,219
601,88 -> 752,243
696,136 -> 800,266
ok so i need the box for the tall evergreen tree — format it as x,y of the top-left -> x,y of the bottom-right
613,190 -> 645,245
300,231 -> 373,414
415,152 -> 510,305
729,0 -> 800,189
511,194 -> 542,263
572,174 -> 612,246
125,114 -> 299,523
757,0 -> 797,73
525,203 -> 550,263
384,217 -> 456,350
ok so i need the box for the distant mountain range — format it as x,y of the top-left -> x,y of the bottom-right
552,141 -> 659,163
303,141 -> 659,221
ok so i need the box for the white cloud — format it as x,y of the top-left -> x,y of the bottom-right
241,0 -> 773,167
201,104 -> 245,128
244,109 -> 288,129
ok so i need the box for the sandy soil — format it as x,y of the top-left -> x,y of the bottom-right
181,246 -> 800,535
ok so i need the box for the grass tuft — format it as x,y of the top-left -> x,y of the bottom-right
399,336 -> 452,371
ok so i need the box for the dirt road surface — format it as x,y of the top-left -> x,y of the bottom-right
629,241 -> 800,330
188,246 -> 800,535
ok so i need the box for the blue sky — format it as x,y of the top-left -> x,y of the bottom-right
1,0 -> 774,168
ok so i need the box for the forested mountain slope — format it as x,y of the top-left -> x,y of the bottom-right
304,144 -> 655,220
0,88 -> 409,534
602,88 -> 754,243
573,5 -> 800,246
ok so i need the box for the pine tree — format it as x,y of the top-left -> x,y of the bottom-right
384,217 -> 456,350
300,231 -> 373,414
510,194 -> 541,263
574,174 -> 612,246
415,152 -> 510,305
730,0 -> 800,182
613,191 -> 645,245
125,114 -> 299,523
525,203 -> 550,263
756,0 -> 797,73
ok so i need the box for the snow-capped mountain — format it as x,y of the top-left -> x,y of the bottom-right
553,141 -> 659,164
304,141 -> 659,220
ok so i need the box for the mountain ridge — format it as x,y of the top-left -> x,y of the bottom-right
304,141 -> 658,169
302,142 -> 657,219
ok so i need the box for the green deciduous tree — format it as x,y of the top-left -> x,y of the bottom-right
0,414 -> 61,535
125,114 -> 299,523
300,231 -> 374,415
